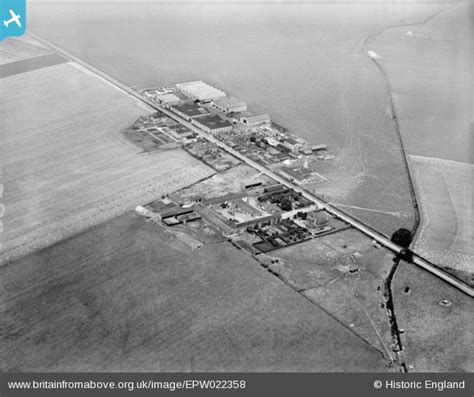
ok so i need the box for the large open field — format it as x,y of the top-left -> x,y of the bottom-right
0,35 -> 52,65
0,212 -> 387,372
0,52 -> 214,265
392,261 -> 473,372
27,3 -> 455,237
268,229 -> 396,361
367,3 -> 472,283
370,2 -> 470,164
409,156 -> 473,284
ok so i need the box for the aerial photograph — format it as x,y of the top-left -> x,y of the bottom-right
0,0 -> 472,386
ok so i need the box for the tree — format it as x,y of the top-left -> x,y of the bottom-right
391,228 -> 412,248
280,199 -> 292,211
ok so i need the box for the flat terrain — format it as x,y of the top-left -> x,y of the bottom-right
0,53 -> 67,78
368,3 -> 472,283
171,165 -> 272,202
0,212 -> 387,372
268,229 -> 396,360
409,156 -> 473,284
0,35 -> 52,65
0,55 -> 214,265
27,3 -> 449,236
393,261 -> 473,372
370,2 -> 471,163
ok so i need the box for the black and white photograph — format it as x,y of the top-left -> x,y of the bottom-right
0,0 -> 472,395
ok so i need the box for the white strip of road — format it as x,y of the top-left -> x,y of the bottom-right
30,33 -> 474,299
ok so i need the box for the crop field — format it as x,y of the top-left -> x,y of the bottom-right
409,155 -> 473,285
0,35 -> 52,65
0,212 -> 387,372
393,261 -> 473,372
269,229 -> 396,359
0,61 -> 214,265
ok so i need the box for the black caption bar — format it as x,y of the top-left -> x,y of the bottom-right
1,373 -> 472,397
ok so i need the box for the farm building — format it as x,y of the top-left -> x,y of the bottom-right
278,166 -> 319,185
236,214 -> 281,230
212,97 -> 247,113
160,206 -> 194,219
238,111 -> 271,127
156,93 -> 180,105
243,179 -> 264,190
170,102 -> 209,121
311,144 -> 328,152
192,115 -> 233,134
282,138 -> 302,151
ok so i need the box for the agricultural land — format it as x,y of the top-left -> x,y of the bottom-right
0,211 -> 387,372
409,156 -> 473,285
392,261 -> 473,372
0,39 -> 214,265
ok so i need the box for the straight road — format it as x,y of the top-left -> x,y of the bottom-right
30,33 -> 474,298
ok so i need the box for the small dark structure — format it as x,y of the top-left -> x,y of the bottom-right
391,228 -> 413,261
391,228 -> 412,248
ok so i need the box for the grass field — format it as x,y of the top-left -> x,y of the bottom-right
267,229 -> 396,361
409,155 -> 473,285
0,212 -> 387,372
0,35 -> 52,65
392,261 -> 473,372
0,61 -> 214,265
370,2 -> 470,164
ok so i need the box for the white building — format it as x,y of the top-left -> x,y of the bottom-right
212,97 -> 247,114
176,81 -> 226,101
238,111 -> 271,127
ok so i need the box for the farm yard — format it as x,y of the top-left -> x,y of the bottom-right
409,155 -> 473,285
0,212 -> 388,372
0,60 -> 214,265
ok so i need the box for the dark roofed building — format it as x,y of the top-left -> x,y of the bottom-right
192,115 -> 233,134
160,206 -> 194,219
170,102 -> 209,120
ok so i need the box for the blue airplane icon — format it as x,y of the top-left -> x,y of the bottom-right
1,0 -> 26,41
3,9 -> 22,28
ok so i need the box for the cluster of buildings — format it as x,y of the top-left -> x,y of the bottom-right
176,81 -> 226,101
140,81 -> 333,183
145,179 -> 342,254
159,206 -> 202,227
184,138 -> 240,172
278,165 -> 326,185
143,82 -> 272,135
125,111 -> 201,149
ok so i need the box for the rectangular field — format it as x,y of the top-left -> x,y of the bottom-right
409,155 -> 473,284
0,35 -> 52,65
0,61 -> 214,264
0,212 -> 387,372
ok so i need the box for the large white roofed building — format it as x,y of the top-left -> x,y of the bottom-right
176,81 -> 226,101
